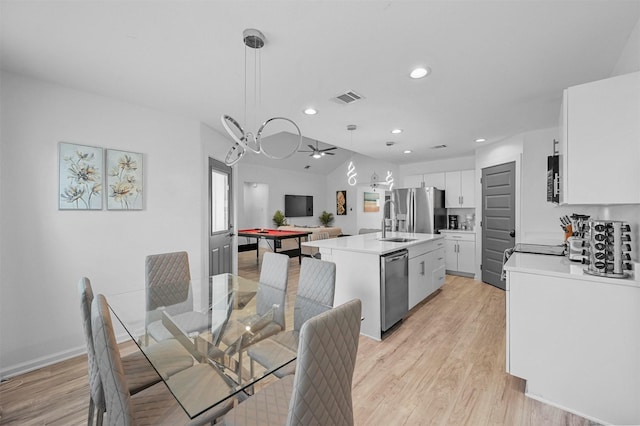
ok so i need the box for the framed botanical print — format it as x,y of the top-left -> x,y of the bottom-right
58,142 -> 103,210
106,149 -> 143,210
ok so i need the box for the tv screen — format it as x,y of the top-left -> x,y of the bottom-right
285,194 -> 313,217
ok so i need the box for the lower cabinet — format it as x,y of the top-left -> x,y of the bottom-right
408,239 -> 445,309
441,231 -> 475,277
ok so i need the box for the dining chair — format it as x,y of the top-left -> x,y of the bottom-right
78,277 -> 195,426
306,232 -> 330,259
221,252 -> 289,379
247,257 -> 336,378
91,293 -> 235,426
221,299 -> 362,426
145,251 -> 209,342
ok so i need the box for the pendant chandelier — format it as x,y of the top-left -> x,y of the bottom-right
346,124 -> 358,186
222,29 -> 302,166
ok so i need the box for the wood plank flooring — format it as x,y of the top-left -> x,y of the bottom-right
0,249 -> 592,425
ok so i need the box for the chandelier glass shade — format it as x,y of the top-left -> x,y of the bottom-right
222,29 -> 302,166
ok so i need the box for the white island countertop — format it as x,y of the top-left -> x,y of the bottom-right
302,231 -> 443,255
504,251 -> 639,287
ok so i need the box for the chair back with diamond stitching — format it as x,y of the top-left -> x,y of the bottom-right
287,299 -> 361,426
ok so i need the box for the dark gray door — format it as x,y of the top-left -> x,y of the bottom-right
209,158 -> 233,276
481,161 -> 516,289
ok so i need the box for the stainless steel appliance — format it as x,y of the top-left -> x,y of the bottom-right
448,215 -> 458,230
392,187 -> 446,233
380,250 -> 408,332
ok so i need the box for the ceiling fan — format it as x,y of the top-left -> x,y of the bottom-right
299,140 -> 337,159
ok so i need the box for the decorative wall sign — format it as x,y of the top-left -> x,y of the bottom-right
363,191 -> 380,212
336,190 -> 347,215
106,149 -> 143,210
58,142 -> 103,210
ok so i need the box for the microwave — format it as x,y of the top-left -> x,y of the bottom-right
547,155 -> 559,203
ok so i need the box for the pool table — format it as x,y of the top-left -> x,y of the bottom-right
237,228 -> 312,264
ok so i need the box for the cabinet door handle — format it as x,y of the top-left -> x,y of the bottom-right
460,195 -> 464,205
420,261 -> 425,275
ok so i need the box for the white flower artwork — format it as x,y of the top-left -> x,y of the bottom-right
106,149 -> 143,210
58,142 -> 103,210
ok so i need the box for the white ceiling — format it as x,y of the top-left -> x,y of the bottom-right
2,1 -> 639,167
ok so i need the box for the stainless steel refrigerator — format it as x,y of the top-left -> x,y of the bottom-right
391,187 -> 446,233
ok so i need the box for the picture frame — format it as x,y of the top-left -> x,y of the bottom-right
336,190 -> 347,215
363,191 -> 380,212
58,142 -> 103,210
106,149 -> 143,210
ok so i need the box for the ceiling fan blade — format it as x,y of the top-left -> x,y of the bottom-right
320,147 -> 337,152
324,152 -> 335,155
307,144 -> 316,151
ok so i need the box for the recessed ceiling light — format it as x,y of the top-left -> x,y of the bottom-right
403,150 -> 412,154
303,108 -> 317,115
410,67 -> 430,79
391,128 -> 403,134
475,138 -> 486,143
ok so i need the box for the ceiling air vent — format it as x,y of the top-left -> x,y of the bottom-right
333,90 -> 364,105
430,144 -> 447,149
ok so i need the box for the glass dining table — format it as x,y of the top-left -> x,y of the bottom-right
107,273 -> 295,420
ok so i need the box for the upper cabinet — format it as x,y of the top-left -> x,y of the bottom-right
402,172 -> 445,189
445,170 -> 475,208
559,71 -> 640,205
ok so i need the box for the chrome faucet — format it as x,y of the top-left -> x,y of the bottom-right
381,199 -> 395,238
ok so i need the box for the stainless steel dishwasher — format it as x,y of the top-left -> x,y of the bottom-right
380,249 -> 409,332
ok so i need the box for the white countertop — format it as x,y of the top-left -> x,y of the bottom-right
504,252 -> 639,287
302,231 -> 444,255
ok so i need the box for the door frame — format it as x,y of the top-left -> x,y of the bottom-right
474,149 -> 522,280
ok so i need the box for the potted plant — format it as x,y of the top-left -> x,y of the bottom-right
272,210 -> 287,227
319,210 -> 334,227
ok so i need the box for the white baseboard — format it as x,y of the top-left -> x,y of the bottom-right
0,345 -> 86,381
1,332 -> 135,381
524,385 -> 608,425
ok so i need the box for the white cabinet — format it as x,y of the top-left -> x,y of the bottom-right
506,265 -> 640,425
408,239 -> 445,309
445,170 -> 475,207
402,172 -> 445,189
560,71 -> 640,204
441,231 -> 475,276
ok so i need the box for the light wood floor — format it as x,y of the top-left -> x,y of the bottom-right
0,249 -> 593,425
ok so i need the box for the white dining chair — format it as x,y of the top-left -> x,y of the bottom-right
221,299 -> 362,426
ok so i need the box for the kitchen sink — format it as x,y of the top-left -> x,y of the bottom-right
378,237 -> 417,243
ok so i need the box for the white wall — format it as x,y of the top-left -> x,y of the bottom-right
611,15 -> 640,76
325,153 -> 398,235
0,72 -> 216,378
235,163 -> 327,233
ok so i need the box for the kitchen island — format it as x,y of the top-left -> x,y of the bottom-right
303,231 -> 444,340
504,252 -> 640,425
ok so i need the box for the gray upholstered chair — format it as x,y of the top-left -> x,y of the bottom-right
78,277 -> 194,426
306,232 -> 330,259
91,293 -> 235,426
221,252 -> 289,379
247,257 -> 336,378
145,251 -> 209,342
222,299 -> 362,426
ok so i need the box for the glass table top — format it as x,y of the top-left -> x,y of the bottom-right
107,273 -> 295,419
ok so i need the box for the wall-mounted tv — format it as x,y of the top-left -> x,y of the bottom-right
285,194 -> 313,217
